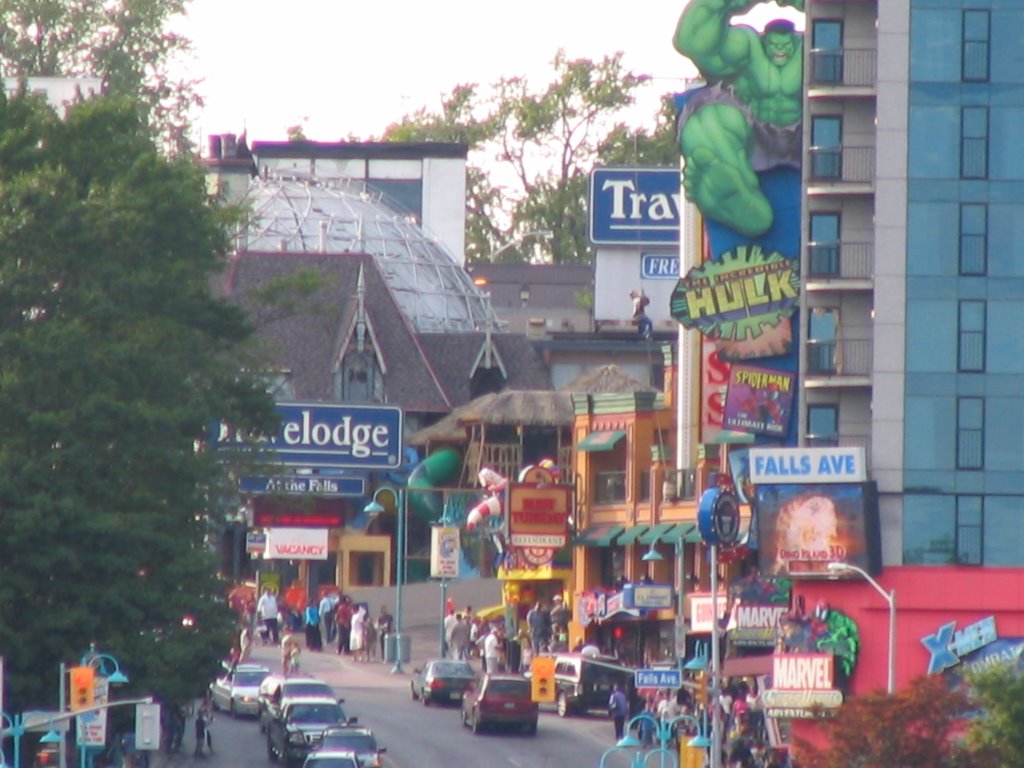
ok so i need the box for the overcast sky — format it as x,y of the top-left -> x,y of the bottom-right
175,1 -> 802,148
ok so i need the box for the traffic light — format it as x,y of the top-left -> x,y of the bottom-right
69,666 -> 95,712
695,671 -> 708,704
530,656 -> 556,703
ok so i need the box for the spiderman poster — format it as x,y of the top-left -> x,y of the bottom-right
722,364 -> 795,437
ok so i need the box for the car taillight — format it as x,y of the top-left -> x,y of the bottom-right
430,680 -> 443,689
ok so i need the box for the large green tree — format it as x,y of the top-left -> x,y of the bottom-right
964,663 -> 1024,767
0,0 -> 199,152
0,91 -> 276,710
379,51 -> 676,264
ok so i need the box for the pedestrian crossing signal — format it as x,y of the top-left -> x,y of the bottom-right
530,657 -> 556,703
69,666 -> 95,712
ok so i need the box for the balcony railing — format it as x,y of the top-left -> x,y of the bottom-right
806,339 -> 873,377
809,146 -> 875,184
807,241 -> 874,280
805,433 -> 871,467
594,471 -> 627,505
809,48 -> 877,88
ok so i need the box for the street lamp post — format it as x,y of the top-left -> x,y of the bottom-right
364,487 -> 407,674
0,712 -> 27,768
603,712 -> 702,768
828,562 -> 896,694
79,649 -> 129,768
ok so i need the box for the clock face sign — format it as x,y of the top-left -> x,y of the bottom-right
698,488 -> 742,546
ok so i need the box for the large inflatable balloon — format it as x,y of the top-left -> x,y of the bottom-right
466,468 -> 508,531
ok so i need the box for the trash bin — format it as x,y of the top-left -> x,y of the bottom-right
383,633 -> 396,663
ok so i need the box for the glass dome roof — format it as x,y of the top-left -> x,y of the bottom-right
237,177 -> 501,333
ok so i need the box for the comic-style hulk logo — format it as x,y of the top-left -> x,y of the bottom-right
670,244 -> 799,359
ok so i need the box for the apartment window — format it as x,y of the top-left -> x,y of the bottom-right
810,116 -> 843,180
956,496 -> 983,565
807,404 -> 839,445
961,107 -> 988,179
811,20 -> 843,84
956,397 -> 984,470
807,308 -> 839,374
957,300 -> 986,372
962,10 -> 990,82
959,203 -> 987,275
809,213 -> 841,277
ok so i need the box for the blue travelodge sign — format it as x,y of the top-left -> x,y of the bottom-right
589,167 -> 682,245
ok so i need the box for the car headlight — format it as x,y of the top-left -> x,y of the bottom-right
288,732 -> 305,744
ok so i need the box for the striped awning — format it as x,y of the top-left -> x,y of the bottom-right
615,525 -> 650,545
637,523 -> 677,545
574,524 -> 626,547
576,430 -> 626,452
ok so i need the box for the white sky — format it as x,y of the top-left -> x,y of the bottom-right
175,1 -> 803,148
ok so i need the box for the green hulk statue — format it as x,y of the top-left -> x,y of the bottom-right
674,0 -> 805,237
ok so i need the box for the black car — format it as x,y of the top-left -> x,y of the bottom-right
267,698 -> 356,768
259,675 -> 338,733
410,659 -> 476,705
316,726 -> 386,767
549,653 -> 634,717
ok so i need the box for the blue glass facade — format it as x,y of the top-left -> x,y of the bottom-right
904,1 -> 1024,565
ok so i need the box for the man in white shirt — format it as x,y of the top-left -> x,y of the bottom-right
256,588 -> 280,644
483,627 -> 504,673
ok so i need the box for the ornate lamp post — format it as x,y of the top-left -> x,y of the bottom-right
364,487 -> 408,674
601,712 -> 704,768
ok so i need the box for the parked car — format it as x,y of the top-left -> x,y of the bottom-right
460,673 -> 538,735
209,663 -> 271,716
549,653 -> 635,717
301,750 -> 359,768
258,675 -> 339,733
410,659 -> 476,705
267,698 -> 356,768
316,726 -> 386,768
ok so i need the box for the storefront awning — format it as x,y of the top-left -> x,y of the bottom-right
684,525 -> 704,543
722,654 -> 774,679
615,524 -> 650,545
576,430 -> 626,452
637,523 -> 677,545
574,524 -> 626,546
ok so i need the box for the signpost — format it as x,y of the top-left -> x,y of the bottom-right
635,668 -> 683,689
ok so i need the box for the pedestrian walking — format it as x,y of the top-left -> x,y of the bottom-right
304,601 -> 322,651
376,606 -> 393,661
609,683 -> 630,741
194,698 -> 213,757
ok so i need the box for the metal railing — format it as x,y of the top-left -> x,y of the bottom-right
809,146 -> 875,184
810,48 -> 878,88
807,241 -> 874,280
806,338 -> 873,377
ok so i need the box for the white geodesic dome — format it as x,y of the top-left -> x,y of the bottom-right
238,177 -> 501,333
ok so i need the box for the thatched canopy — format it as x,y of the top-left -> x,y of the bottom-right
407,365 -> 656,446
559,364 -> 656,394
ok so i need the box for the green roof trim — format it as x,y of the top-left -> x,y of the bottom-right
577,429 -> 626,452
615,525 -> 651,545
575,524 -> 626,547
637,522 -> 677,545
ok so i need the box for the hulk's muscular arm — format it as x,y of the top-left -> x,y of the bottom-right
674,0 -> 762,80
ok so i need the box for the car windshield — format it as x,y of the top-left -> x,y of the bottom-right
321,733 -> 376,752
486,680 -> 530,697
235,671 -> 269,686
284,683 -> 333,697
288,704 -> 343,723
432,662 -> 473,677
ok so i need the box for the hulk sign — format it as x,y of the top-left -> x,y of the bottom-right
674,0 -> 804,237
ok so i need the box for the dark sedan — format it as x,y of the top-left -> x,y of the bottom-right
410,659 -> 476,705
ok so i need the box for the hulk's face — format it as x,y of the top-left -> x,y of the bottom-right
763,31 -> 797,68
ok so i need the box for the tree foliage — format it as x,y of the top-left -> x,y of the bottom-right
796,675 -> 975,768
0,0 -> 200,153
965,663 -> 1024,767
0,92 -> 277,710
379,51 -> 676,264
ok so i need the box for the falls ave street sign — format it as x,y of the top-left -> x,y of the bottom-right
635,668 -> 682,689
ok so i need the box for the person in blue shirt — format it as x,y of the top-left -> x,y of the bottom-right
304,601 -> 322,651
609,683 -> 630,741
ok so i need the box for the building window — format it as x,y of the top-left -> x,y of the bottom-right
956,496 -> 982,565
811,20 -> 843,84
807,307 -> 839,374
809,213 -> 841,277
810,116 -> 843,180
806,404 -> 839,445
959,203 -> 987,275
956,397 -> 984,470
961,107 -> 988,179
962,10 -> 990,83
338,351 -> 383,402
957,300 -> 986,372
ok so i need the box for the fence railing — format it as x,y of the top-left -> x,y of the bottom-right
809,48 -> 877,88
806,338 -> 873,377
